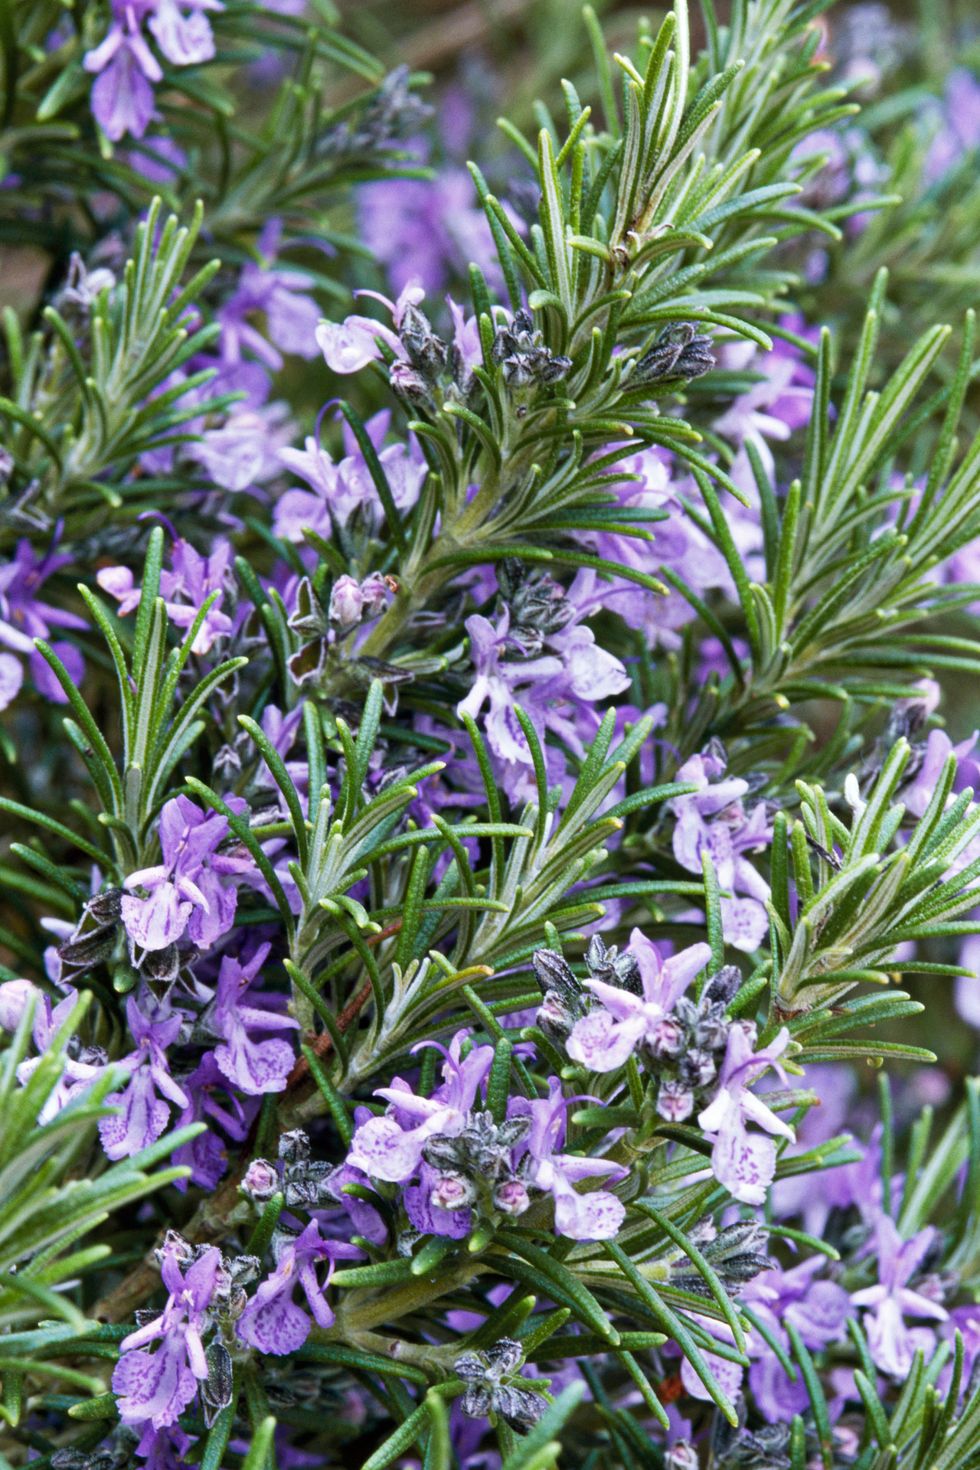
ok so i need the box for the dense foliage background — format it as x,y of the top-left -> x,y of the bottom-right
1,1 -> 980,1467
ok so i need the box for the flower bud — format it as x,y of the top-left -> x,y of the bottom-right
665,1441 -> 699,1470
389,360 -> 429,401
243,1158 -> 280,1200
329,575 -> 364,627
657,1081 -> 694,1122
430,1171 -> 477,1211
493,1178 -> 531,1215
360,572 -> 391,618
0,978 -> 40,1032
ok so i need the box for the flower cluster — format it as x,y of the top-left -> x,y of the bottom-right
4,2 -> 980,1468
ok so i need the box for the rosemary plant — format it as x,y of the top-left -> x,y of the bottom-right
2,1 -> 980,1467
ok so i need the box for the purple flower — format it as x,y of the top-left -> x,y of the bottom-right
455,603 -> 629,800
134,1424 -> 193,1469
99,998 -> 189,1160
275,409 -> 425,539
210,943 -> 298,1095
509,1080 -> 626,1241
0,537 -> 86,704
98,537 -> 235,654
743,1255 -> 852,1418
566,929 -> 711,1072
112,1238 -> 224,1427
316,282 -> 423,374
218,221 -> 321,370
901,728 -> 979,818
697,1023 -> 794,1205
586,449 -> 730,649
346,1034 -> 494,1183
235,1221 -> 360,1355
121,795 -> 249,953
172,1052 -> 257,1190
851,1215 -> 947,1377
358,168 -> 514,297
925,69 -> 980,182
85,7 -> 162,141
84,1 -> 224,141
189,403 -> 293,492
670,749 -> 772,952
12,986 -> 111,1121
149,0 -> 222,68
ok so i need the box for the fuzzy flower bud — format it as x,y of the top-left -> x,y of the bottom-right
329,575 -> 364,627
243,1158 -> 280,1201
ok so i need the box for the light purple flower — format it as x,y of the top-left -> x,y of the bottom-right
901,728 -> 979,818
851,1215 -> 947,1377
218,221 -> 320,370
316,282 -> 423,374
510,1079 -> 626,1241
358,168 -> 514,296
925,69 -> 980,182
210,943 -> 298,1095
275,409 -> 425,539
697,1023 -> 794,1205
121,795 -> 250,954
13,986 -> 111,1121
566,929 -> 711,1072
235,1220 -> 360,1355
171,1051 -> 256,1190
0,537 -> 87,704
189,403 -> 293,492
99,998 -> 189,1160
455,601 -> 630,802
85,7 -> 162,142
98,537 -> 234,654
346,1033 -> 494,1183
671,749 -> 772,952
112,1238 -> 223,1427
149,0 -> 222,69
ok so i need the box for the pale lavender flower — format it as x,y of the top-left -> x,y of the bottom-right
275,409 -> 426,539
84,5 -> 162,141
955,932 -> 980,1027
456,602 -> 629,800
218,221 -> 321,370
12,986 -> 111,1121
566,928 -> 711,1072
0,977 -> 39,1032
743,1256 -> 852,1415
149,0 -> 223,69
98,998 -> 189,1159
0,537 -> 87,704
112,1238 -> 224,1427
210,943 -> 298,1095
346,1034 -> 494,1183
901,728 -> 979,818
851,1215 -> 947,1377
235,1221 -> 360,1355
316,281 -> 423,374
358,167 -> 510,296
924,69 -> 980,182
671,748 -> 772,953
697,1023 -> 794,1205
456,610 -> 563,764
189,403 -> 293,492
85,0 -> 224,142
509,1079 -> 626,1240
172,1052 -> 256,1190
98,537 -> 234,654
121,795 -> 250,954
0,651 -> 22,710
